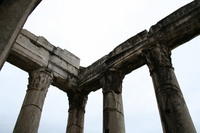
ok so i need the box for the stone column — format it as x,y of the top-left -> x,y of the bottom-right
101,69 -> 125,133
143,44 -> 196,133
66,92 -> 88,133
13,68 -> 53,133
0,0 -> 41,69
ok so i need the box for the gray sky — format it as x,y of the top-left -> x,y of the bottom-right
0,0 -> 200,132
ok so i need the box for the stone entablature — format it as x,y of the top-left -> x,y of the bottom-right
8,29 -> 80,91
79,1 -> 200,91
0,0 -> 200,133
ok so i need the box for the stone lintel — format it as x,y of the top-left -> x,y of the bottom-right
7,29 -> 80,91
79,1 -> 200,93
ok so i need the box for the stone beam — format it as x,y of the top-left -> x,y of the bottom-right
79,0 -> 200,92
7,29 -> 80,91
0,0 -> 41,69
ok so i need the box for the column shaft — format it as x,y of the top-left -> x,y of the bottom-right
143,44 -> 196,133
13,68 -> 53,133
101,69 -> 125,133
0,0 -> 41,69
66,92 -> 88,133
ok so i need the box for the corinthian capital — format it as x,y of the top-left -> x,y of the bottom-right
28,68 -> 53,91
100,68 -> 124,94
142,44 -> 172,73
67,92 -> 88,112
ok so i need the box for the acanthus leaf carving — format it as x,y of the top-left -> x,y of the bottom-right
100,68 -> 124,94
67,92 -> 88,111
28,68 -> 53,91
142,44 -> 172,74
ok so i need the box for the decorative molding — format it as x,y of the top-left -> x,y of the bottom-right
28,68 -> 53,91
100,68 -> 124,94
67,92 -> 88,111
142,44 -> 172,74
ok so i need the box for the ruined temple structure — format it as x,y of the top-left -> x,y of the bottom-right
0,0 -> 200,133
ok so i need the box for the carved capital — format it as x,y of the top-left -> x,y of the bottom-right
28,68 -> 53,91
100,68 -> 124,94
142,44 -> 172,74
67,92 -> 88,112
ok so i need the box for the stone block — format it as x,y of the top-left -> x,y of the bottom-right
53,47 -> 80,69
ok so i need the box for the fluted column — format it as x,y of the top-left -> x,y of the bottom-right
13,68 -> 53,133
66,92 -> 88,133
101,69 -> 125,133
143,44 -> 196,133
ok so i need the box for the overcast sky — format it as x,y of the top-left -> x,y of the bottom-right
0,0 -> 200,133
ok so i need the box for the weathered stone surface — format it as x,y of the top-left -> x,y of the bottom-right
53,47 -> 80,69
36,36 -> 54,52
0,0 -> 199,132
3,1 -> 200,94
8,29 -> 79,91
79,1 -> 200,92
15,33 -> 50,68
103,93 -> 125,133
0,0 -> 41,69
13,68 -> 53,133
101,69 -> 125,133
66,92 -> 88,133
49,55 -> 78,76
143,44 -> 196,133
